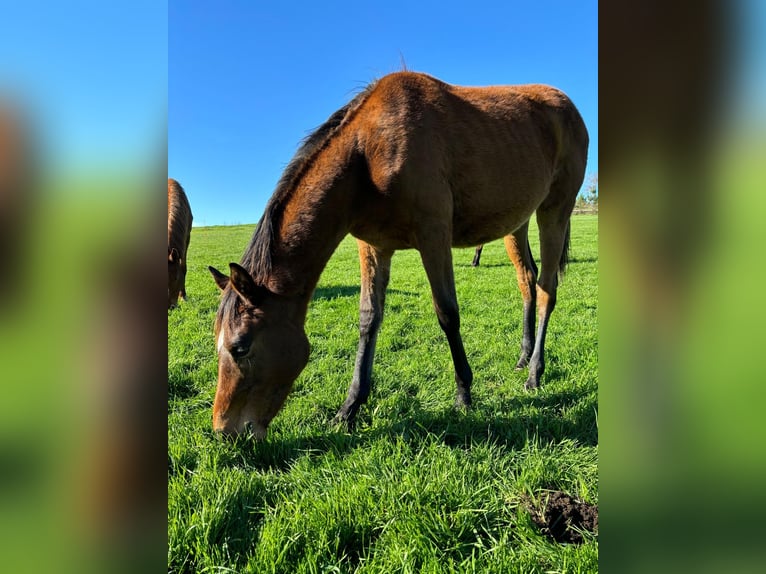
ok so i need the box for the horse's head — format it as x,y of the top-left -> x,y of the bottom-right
168,247 -> 183,309
208,263 -> 309,439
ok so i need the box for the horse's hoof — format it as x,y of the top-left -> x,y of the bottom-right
332,407 -> 357,431
331,412 -> 346,426
524,378 -> 539,391
455,392 -> 472,410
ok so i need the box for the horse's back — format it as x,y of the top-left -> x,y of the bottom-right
352,73 -> 588,247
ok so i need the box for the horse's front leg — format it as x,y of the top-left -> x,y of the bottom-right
333,241 -> 392,428
418,232 -> 473,409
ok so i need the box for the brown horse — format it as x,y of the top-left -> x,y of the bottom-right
168,178 -> 192,309
209,72 -> 588,438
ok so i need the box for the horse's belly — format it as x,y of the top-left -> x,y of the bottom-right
447,150 -> 554,246
450,190 -> 543,247
451,217 -> 529,247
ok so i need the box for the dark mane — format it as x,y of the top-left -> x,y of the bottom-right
239,82 -> 376,285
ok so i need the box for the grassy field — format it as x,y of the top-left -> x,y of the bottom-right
168,215 -> 598,573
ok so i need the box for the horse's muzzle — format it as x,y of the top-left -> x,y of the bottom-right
213,418 -> 267,441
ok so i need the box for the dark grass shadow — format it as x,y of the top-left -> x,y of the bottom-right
373,384 -> 598,452
455,257 -> 596,269
454,262 -> 509,269
312,285 -> 417,301
313,285 -> 360,300
221,426 -> 362,472
223,383 -> 596,473
169,373 -> 197,401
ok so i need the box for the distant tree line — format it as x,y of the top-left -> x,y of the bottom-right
574,173 -> 598,213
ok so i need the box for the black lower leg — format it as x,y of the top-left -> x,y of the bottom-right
525,290 -> 555,390
439,313 -> 473,408
525,316 -> 549,390
471,246 -> 483,267
516,300 -> 536,369
335,308 -> 379,427
335,243 -> 390,428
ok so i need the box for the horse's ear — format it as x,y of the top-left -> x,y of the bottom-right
228,262 -> 268,305
169,247 -> 180,263
208,266 -> 229,291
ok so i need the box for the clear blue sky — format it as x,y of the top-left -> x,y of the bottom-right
3,2 -> 166,180
169,0 -> 598,227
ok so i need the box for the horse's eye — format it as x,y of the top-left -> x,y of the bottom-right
228,336 -> 251,359
230,344 -> 248,359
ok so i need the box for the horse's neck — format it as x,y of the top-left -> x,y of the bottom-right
266,161 -> 357,303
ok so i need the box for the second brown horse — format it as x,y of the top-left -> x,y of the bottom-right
209,72 -> 589,438
168,178 -> 192,309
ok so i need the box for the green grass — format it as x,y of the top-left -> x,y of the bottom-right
169,215 -> 598,573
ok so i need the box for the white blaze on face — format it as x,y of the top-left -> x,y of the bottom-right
217,330 -> 225,354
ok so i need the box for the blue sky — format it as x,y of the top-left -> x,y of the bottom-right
2,2 -> 166,180
169,1 -> 598,227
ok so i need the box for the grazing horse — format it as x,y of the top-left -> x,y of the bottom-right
168,178 -> 192,309
209,72 -> 589,438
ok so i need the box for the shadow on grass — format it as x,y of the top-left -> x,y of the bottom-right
376,384 -> 598,452
169,372 -> 197,401
225,383 -> 596,473
454,262 -> 509,269
313,285 -> 360,300
455,256 -> 597,269
312,285 -> 417,301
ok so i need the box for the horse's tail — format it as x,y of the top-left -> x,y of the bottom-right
558,219 -> 571,280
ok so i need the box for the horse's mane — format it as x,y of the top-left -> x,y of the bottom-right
240,82 -> 376,285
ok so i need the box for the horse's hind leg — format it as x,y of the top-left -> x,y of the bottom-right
471,245 -> 483,267
334,240 -> 392,427
418,232 -> 473,408
525,207 -> 573,390
504,222 -> 538,369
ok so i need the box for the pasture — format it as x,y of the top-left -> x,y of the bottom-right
168,214 -> 598,573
